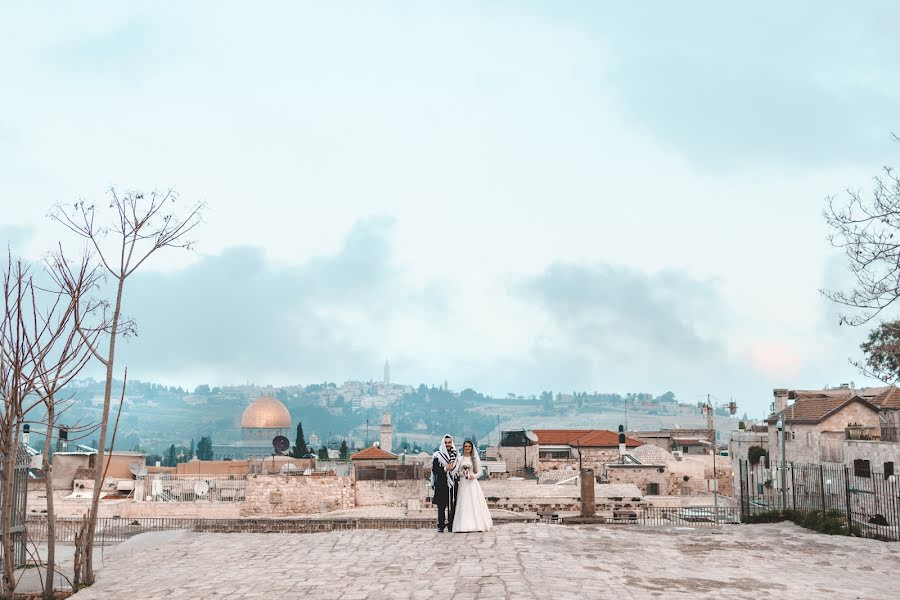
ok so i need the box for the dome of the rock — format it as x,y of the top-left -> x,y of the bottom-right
241,396 -> 292,430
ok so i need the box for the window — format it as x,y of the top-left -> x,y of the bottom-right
647,483 -> 660,495
854,459 -> 871,478
885,462 -> 895,479
538,450 -> 570,460
682,446 -> 689,453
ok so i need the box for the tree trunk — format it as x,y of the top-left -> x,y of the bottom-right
41,406 -> 55,599
0,420 -> 13,598
82,278 -> 123,585
1,419 -> 21,597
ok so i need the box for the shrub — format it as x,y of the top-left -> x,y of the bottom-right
744,509 -> 859,536
748,446 -> 768,466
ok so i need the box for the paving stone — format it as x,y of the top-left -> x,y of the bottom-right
69,522 -> 899,599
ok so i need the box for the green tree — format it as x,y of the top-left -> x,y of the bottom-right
339,440 -> 349,460
291,422 -> 309,457
748,446 -> 768,466
859,321 -> 900,382
317,446 -> 329,460
197,436 -> 214,461
163,444 -> 177,467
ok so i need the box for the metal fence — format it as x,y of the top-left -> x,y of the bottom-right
738,460 -> 900,541
0,445 -> 31,567
603,506 -> 740,526
354,464 -> 424,481
141,474 -> 247,502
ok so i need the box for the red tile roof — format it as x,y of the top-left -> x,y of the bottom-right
349,446 -> 398,460
869,386 -> 900,410
766,395 -> 879,425
532,429 -> 643,448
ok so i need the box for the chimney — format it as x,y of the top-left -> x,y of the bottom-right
773,389 -> 789,414
22,424 -> 29,446
618,424 -> 626,460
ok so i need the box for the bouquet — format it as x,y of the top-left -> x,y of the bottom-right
460,464 -> 472,480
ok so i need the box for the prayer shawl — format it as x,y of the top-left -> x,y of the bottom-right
432,434 -> 460,488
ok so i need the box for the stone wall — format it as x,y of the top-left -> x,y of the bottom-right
843,440 -> 900,475
354,479 -> 427,507
533,448 -> 622,476
241,474 -> 354,516
494,445 -> 539,473
606,466 -> 679,495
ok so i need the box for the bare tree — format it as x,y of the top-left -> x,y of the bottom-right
823,162 -> 900,325
0,255 -> 40,596
27,250 -> 104,598
0,250 -> 101,598
51,188 -> 203,585
823,150 -> 900,382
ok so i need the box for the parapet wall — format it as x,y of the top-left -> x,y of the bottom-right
242,474 -> 354,516
354,479 -> 426,507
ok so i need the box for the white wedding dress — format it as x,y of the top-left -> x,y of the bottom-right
451,456 -> 493,532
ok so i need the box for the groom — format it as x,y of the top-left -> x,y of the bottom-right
432,434 -> 460,532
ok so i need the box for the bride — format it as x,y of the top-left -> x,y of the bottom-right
451,440 -> 493,533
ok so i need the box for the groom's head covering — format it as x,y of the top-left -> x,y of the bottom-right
433,434 -> 457,464
433,434 -> 459,487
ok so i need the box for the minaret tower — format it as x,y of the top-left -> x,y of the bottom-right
380,412 -> 393,452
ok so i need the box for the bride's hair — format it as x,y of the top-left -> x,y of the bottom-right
462,440 -> 481,475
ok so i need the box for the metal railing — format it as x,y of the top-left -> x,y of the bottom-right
604,506 -> 740,526
738,460 -> 900,541
141,474 -> 247,502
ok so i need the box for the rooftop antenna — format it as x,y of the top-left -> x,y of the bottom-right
272,435 -> 290,470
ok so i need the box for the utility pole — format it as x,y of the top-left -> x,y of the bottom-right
778,415 -> 787,511
707,394 -> 719,524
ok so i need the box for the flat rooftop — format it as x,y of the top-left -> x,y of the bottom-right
70,522 -> 897,599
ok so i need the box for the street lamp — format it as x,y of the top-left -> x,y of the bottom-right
776,415 -> 786,510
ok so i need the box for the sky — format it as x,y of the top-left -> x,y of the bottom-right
1,1 -> 899,417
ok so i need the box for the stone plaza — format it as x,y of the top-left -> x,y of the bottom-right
69,522 -> 898,600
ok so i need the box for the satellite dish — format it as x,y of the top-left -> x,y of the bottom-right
272,435 -> 290,453
193,480 -> 209,496
129,462 -> 148,477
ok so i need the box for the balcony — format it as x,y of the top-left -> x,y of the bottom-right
844,426 -> 881,441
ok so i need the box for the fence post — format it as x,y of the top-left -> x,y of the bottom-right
790,463 -> 796,511
843,465 -> 852,532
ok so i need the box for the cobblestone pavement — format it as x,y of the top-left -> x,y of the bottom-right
71,522 -> 898,600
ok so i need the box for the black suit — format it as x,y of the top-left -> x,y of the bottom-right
433,457 -> 459,531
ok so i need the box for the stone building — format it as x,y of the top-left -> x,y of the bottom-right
765,390 -> 881,465
520,429 -> 643,474
349,445 -> 400,468
606,444 -> 732,497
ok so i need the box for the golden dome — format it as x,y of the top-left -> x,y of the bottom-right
241,396 -> 292,429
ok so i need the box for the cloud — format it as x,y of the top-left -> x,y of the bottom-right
513,262 -> 727,391
580,3 -> 900,166
112,216 -> 438,385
